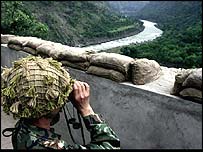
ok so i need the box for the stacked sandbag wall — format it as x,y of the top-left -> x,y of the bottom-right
1,35 -> 163,84
171,68 -> 202,102
87,52 -> 135,82
1,34 -> 202,102
2,34 -> 95,71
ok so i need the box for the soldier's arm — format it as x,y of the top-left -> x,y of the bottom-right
80,114 -> 120,149
39,115 -> 120,150
71,81 -> 120,149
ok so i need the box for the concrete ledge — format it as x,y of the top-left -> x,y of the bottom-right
67,67 -> 202,149
1,45 -> 202,149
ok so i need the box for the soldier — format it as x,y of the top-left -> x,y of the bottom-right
1,56 -> 120,149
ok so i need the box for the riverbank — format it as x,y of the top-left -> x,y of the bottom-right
83,20 -> 163,52
78,24 -> 145,47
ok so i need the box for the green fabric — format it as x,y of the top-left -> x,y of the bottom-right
12,116 -> 120,149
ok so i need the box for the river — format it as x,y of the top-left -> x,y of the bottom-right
83,20 -> 163,52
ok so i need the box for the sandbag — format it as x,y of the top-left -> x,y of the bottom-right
1,34 -> 16,44
36,42 -> 64,59
86,66 -> 126,82
175,69 -> 194,83
182,68 -> 202,89
171,68 -> 202,95
22,47 -> 37,55
171,69 -> 192,95
8,44 -> 22,51
22,37 -> 47,49
179,88 -> 202,102
89,52 -> 134,76
8,36 -> 33,45
131,58 -> 162,85
61,60 -> 90,71
170,81 -> 182,95
58,46 -> 95,62
36,43 -> 52,57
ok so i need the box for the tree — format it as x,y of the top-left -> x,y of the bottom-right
1,1 -> 49,39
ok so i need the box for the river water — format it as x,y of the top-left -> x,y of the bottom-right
83,20 -> 163,52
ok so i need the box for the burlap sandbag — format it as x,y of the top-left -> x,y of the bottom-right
61,60 -> 90,71
182,68 -> 202,89
22,47 -> 37,55
8,36 -> 47,51
174,69 -> 194,83
8,44 -> 22,51
86,66 -> 126,82
8,36 -> 33,45
179,88 -> 202,102
58,46 -> 95,62
89,52 -> 134,76
131,58 -> 162,85
1,34 -> 16,44
36,42 -> 64,59
171,68 -> 200,95
170,81 -> 182,95
22,37 -> 47,49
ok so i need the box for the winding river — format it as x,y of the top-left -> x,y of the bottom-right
83,20 -> 163,52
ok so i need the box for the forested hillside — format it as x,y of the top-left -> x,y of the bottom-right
106,1 -> 149,16
1,1 -> 144,46
119,1 -> 202,68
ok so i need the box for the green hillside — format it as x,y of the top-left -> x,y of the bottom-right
119,1 -> 202,68
1,1 -> 144,46
134,1 -> 202,30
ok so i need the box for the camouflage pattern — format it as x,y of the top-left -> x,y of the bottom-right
12,115 -> 120,149
1,56 -> 75,119
2,56 -> 120,149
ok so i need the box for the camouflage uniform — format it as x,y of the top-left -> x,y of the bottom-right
11,115 -> 120,149
1,56 -> 120,149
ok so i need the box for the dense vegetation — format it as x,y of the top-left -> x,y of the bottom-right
1,1 -> 49,39
120,1 -> 202,68
1,1 -> 143,46
106,1 -> 149,16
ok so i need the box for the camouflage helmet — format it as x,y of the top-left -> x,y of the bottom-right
1,56 -> 75,119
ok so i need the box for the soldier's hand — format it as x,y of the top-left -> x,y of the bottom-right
71,81 -> 95,117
